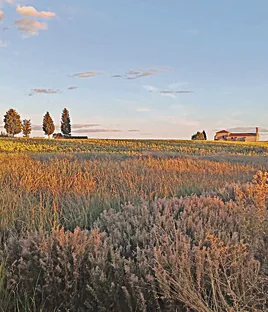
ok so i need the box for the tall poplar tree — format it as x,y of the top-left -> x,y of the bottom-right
43,112 -> 55,138
22,119 -> 32,138
61,108 -> 71,136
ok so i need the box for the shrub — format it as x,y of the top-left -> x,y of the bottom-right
2,172 -> 268,312
191,130 -> 207,140
154,197 -> 268,312
52,133 -> 64,139
4,225 -> 160,312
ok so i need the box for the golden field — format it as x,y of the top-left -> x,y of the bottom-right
0,138 -> 267,311
0,137 -> 268,155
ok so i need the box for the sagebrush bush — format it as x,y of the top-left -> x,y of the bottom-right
154,196 -> 268,312
4,226 -> 161,312
3,171 -> 268,311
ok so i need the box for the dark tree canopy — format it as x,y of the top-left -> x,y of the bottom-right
61,108 -> 71,136
22,119 -> 32,138
43,112 -> 55,138
4,109 -> 22,137
191,130 -> 207,140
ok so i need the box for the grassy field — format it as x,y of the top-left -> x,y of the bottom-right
0,138 -> 267,311
0,137 -> 268,155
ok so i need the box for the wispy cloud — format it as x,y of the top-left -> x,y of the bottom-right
0,10 -> 3,20
31,124 -> 102,131
14,5 -> 56,37
144,85 -> 193,98
143,85 -> 158,93
136,107 -> 151,112
258,128 -> 268,133
112,67 -> 171,80
29,88 -> 61,96
1,0 -> 20,6
0,40 -> 7,47
31,124 -> 42,131
68,86 -> 78,90
73,128 -> 121,133
144,85 -> 176,98
111,74 -> 123,78
15,18 -> 47,36
127,69 -> 160,80
16,5 -> 56,19
72,124 -> 101,129
227,127 -> 268,133
160,90 -> 193,94
71,71 -> 102,78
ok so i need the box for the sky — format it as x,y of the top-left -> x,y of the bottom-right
0,0 -> 268,140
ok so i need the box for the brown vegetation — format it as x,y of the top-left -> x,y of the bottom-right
0,149 -> 267,311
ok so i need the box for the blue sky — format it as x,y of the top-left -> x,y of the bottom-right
0,0 -> 268,139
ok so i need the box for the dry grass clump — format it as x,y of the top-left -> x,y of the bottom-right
0,154 -> 256,196
154,183 -> 268,311
0,153 -> 258,236
2,171 -> 268,311
4,226 -> 159,311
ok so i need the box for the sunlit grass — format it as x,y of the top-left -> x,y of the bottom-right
0,139 -> 267,311
0,137 -> 268,155
0,153 -> 259,233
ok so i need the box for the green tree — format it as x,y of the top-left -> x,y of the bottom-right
4,109 -> 22,137
191,131 -> 206,140
42,112 -> 55,138
61,108 -> 71,136
22,119 -> 32,138
202,130 -> 207,140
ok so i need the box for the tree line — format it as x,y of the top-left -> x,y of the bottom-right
191,130 -> 207,140
3,108 -> 208,140
2,108 -> 71,138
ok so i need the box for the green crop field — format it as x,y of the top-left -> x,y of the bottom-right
0,138 -> 267,312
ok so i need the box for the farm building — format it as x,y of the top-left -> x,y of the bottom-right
214,127 -> 260,142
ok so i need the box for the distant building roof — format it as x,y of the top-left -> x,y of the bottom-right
215,129 -> 259,137
229,133 -> 257,137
